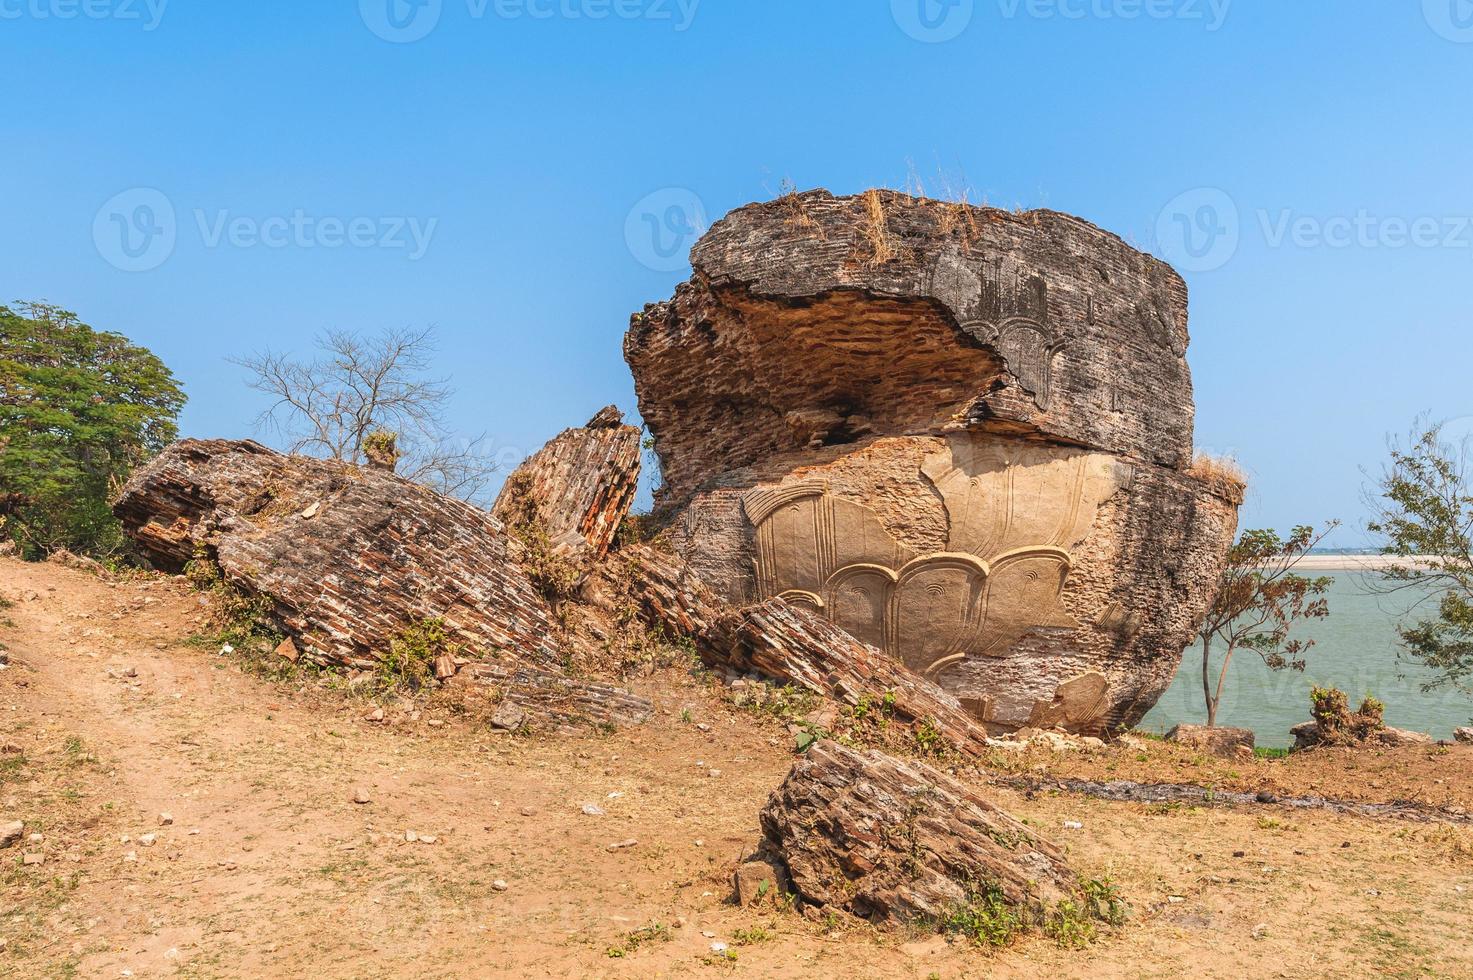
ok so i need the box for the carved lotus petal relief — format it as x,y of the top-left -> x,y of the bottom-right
742,438 -> 1127,678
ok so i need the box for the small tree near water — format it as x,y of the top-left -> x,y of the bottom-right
1367,422 -> 1473,696
1197,524 -> 1336,727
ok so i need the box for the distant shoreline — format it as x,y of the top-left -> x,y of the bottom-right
1297,555 -> 1443,571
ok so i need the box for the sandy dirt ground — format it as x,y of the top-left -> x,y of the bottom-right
2,555 -> 1471,979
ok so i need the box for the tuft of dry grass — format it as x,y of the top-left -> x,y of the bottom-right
1188,452 -> 1248,502
860,188 -> 895,266
777,178 -> 819,234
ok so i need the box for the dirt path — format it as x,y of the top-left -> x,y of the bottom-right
3,557 -> 1472,979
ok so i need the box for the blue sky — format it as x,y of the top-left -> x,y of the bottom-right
3,1 -> 1471,543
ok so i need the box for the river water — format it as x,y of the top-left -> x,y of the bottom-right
1139,570 -> 1472,747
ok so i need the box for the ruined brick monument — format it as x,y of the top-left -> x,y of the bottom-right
626,189 -> 1242,735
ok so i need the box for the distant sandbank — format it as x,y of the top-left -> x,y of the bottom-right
1296,555 -> 1443,572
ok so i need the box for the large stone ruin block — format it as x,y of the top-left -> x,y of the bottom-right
113,439 -> 566,671
491,405 -> 641,560
625,189 -> 1242,734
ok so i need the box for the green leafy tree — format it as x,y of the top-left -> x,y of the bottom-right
1368,422 -> 1473,693
0,302 -> 185,558
1197,524 -> 1336,727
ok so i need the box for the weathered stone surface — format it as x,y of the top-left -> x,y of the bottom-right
492,406 -> 641,560
466,664 -> 653,732
114,439 -> 566,671
1167,724 -> 1255,758
732,856 -> 785,907
626,190 -> 1241,734
1455,727 -> 1473,745
1292,720 -> 1432,751
618,543 -> 723,639
760,740 -> 1078,925
708,599 -> 995,758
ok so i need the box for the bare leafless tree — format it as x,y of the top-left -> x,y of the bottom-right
234,328 -> 498,504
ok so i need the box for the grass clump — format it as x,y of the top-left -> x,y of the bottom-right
942,876 -> 1127,952
605,922 -> 672,958
941,883 -> 1026,949
1309,686 -> 1387,746
1188,451 -> 1249,502
378,619 -> 455,694
183,551 -> 282,655
499,472 -> 582,606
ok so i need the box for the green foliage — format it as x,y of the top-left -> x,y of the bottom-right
943,876 -> 1127,951
1197,523 -> 1335,726
183,552 -> 282,655
1080,877 -> 1129,927
730,925 -> 774,946
941,883 -> 1026,949
0,302 -> 185,559
605,922 -> 671,958
1369,422 -> 1473,695
1043,899 -> 1097,948
380,619 -> 456,693
912,716 -> 946,756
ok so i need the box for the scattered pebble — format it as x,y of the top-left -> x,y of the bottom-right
353,789 -> 371,805
22,852 -> 43,866
159,812 -> 174,826
1167,896 -> 1185,904
123,851 -> 138,863
606,839 -> 639,852
139,834 -> 157,847
708,770 -> 722,779
27,832 -> 43,844
581,804 -> 605,817
1063,820 -> 1084,830
492,880 -> 509,892
404,830 -> 419,843
710,942 -> 728,954
519,807 -> 536,817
